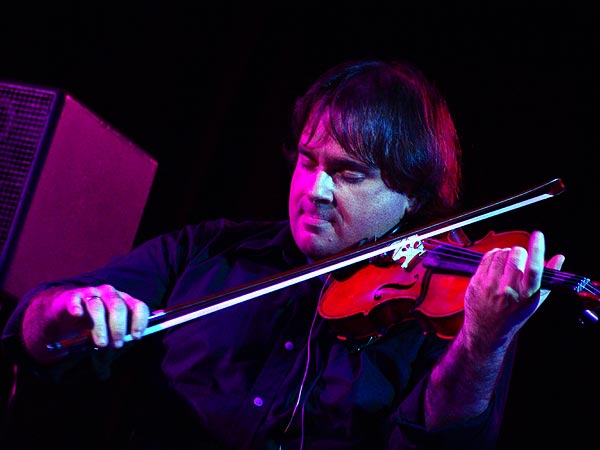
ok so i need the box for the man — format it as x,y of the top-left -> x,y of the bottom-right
1,58 -> 564,449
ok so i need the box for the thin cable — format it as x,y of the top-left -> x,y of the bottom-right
281,276 -> 330,450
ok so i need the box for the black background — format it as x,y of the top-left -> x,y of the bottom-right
2,2 -> 599,448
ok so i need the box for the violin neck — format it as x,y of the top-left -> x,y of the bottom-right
425,244 -> 600,302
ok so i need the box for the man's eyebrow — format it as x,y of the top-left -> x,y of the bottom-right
297,146 -> 375,172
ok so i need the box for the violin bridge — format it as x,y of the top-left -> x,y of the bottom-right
391,237 -> 425,268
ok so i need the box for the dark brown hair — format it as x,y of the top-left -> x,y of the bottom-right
286,58 -> 463,225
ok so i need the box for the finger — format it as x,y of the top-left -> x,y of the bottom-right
52,289 -> 87,319
104,288 -> 129,348
469,247 -> 508,304
488,247 -> 511,288
546,253 -> 565,271
538,252 -> 566,305
500,246 -> 526,302
506,245 -> 527,291
520,231 -> 545,298
81,287 -> 109,347
480,247 -> 507,279
118,290 -> 150,340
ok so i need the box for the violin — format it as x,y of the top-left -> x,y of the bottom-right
318,228 -> 600,342
49,177 -> 599,351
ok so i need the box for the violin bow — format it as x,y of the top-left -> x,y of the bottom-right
49,177 -> 566,350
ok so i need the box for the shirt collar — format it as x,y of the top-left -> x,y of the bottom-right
236,220 -> 309,268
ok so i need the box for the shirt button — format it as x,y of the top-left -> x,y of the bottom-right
253,397 -> 264,407
284,341 -> 294,351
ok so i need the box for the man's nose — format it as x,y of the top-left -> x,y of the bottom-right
309,171 -> 334,203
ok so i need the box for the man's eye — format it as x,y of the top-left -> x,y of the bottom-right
298,155 -> 316,169
339,171 -> 365,183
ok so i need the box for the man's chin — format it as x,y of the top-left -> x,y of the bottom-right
297,238 -> 343,262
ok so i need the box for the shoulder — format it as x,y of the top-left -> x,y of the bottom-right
162,218 -> 291,255
183,218 -> 288,244
130,218 -> 296,270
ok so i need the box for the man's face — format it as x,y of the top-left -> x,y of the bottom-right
289,115 -> 413,261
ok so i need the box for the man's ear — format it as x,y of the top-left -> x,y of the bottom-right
405,195 -> 418,215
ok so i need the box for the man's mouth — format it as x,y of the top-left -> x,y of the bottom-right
299,208 -> 335,229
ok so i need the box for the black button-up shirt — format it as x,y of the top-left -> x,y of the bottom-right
2,219 -> 512,449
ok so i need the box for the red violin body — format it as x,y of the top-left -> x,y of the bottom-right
318,229 -> 599,341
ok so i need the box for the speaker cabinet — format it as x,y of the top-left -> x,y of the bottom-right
0,81 -> 158,303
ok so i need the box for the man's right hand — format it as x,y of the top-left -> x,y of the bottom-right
22,284 -> 149,364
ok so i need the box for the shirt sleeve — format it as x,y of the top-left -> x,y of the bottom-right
0,219 -> 257,383
387,339 -> 516,450
2,280 -> 134,383
0,225 -> 191,382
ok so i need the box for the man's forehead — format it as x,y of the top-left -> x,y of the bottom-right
299,115 -> 331,147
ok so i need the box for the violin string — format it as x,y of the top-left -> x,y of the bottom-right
581,282 -> 600,297
430,244 -> 578,287
427,242 -> 596,295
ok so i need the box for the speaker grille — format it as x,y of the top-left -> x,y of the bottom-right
0,83 -> 59,268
